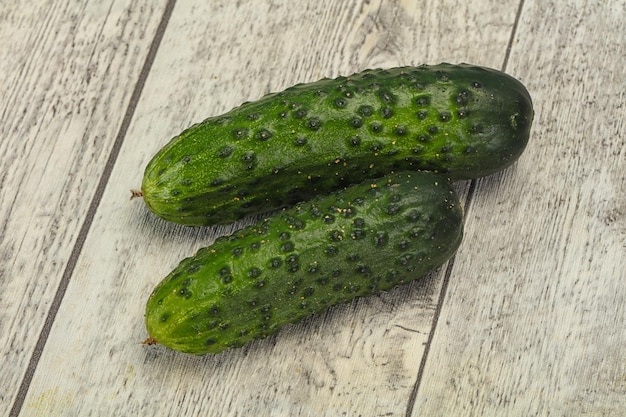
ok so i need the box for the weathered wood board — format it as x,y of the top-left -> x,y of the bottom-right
3,0 -> 624,416
0,1 -> 170,413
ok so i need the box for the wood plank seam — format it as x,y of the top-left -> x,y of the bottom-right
403,1 -> 528,415
502,0 -> 527,73
7,1 -> 178,416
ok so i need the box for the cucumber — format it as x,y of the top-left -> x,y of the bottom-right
141,63 -> 533,226
145,171 -> 463,355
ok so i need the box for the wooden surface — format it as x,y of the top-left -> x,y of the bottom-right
1,0 -> 624,416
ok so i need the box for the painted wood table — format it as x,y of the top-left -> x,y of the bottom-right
2,1 -> 624,416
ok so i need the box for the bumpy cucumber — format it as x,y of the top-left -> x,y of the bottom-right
141,63 -> 533,226
145,171 -> 463,355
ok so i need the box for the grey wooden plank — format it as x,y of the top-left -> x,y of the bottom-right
412,0 -> 626,415
0,0 -> 170,414
16,0 -> 525,416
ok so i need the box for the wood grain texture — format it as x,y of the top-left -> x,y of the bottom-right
413,0 -> 626,416
15,0 -> 524,416
0,0 -> 169,413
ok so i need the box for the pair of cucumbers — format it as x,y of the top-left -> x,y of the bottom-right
141,63 -> 533,355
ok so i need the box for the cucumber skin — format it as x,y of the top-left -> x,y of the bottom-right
145,172 -> 463,355
141,63 -> 533,226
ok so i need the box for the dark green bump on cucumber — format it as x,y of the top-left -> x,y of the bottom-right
141,63 -> 533,226
145,171 -> 463,355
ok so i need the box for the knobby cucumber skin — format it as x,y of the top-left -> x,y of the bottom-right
145,171 -> 463,355
141,63 -> 533,226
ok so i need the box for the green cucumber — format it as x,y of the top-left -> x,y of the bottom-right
141,63 -> 532,226
145,171 -> 463,355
